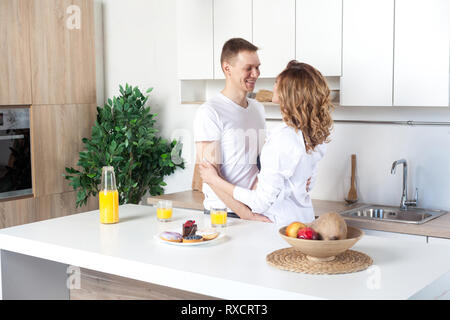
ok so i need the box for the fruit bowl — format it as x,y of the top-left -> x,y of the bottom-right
279,226 -> 364,262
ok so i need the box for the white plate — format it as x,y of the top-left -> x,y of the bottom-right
155,230 -> 224,246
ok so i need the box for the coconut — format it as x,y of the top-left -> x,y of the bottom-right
311,212 -> 347,240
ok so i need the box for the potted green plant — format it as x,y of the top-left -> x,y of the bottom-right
64,84 -> 184,207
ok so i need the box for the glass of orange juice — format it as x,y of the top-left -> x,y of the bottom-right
210,207 -> 227,227
156,200 -> 173,222
99,166 -> 119,224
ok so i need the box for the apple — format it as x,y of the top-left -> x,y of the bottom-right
285,222 -> 306,238
297,227 -> 319,240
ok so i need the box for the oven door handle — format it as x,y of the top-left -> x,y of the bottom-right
0,134 -> 25,140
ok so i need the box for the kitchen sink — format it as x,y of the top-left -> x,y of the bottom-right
340,205 -> 448,224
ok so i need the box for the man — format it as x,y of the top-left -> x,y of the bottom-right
193,38 -> 268,221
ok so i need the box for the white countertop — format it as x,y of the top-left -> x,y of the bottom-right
1,204 -> 450,300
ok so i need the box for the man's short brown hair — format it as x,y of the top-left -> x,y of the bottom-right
220,38 -> 258,68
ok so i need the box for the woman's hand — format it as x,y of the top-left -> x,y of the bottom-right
199,160 -> 220,185
306,177 -> 312,192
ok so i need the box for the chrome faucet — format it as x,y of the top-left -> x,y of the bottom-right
391,159 -> 418,210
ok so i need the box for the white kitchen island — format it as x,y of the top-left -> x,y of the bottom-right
0,204 -> 449,300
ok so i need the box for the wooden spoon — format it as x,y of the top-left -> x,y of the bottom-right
346,154 -> 358,204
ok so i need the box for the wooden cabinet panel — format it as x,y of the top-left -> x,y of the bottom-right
70,268 -> 215,300
341,0 -> 394,106
1,1 -> 97,229
0,0 -> 32,105
176,0 -> 214,79
29,0 -> 96,105
213,0 -> 253,79
35,191 -> 98,222
31,104 -> 97,197
0,191 -> 98,229
253,0 -> 295,78
296,0 -> 342,76
0,196 -> 35,229
393,0 -> 449,107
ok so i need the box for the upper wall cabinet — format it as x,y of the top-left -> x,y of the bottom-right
177,0 -> 214,80
393,0 -> 449,107
341,0 -> 394,106
30,0 -> 96,105
253,0 -> 295,78
177,0 -> 341,80
296,0 -> 342,76
342,0 -> 449,107
0,0 -> 32,105
213,0 -> 253,79
176,0 -> 448,107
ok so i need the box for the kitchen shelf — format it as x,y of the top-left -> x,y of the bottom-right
180,101 -> 204,105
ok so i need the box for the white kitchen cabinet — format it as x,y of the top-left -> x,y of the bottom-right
176,0 -> 213,79
393,0 -> 449,107
253,0 -> 295,78
340,0 -> 394,106
296,0 -> 342,76
213,0 -> 252,79
414,235 -> 450,300
427,237 -> 450,246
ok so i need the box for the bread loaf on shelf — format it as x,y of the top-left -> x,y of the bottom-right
255,90 -> 273,102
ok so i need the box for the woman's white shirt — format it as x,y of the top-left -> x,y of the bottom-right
233,122 -> 327,226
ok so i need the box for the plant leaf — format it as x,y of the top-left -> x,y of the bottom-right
66,84 -> 185,207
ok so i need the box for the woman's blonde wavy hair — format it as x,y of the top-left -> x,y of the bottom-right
277,60 -> 334,153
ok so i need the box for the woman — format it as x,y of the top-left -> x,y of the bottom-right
200,61 -> 334,226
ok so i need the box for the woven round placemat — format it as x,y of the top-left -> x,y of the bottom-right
266,247 -> 373,275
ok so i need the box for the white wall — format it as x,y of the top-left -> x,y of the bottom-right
311,117 -> 450,211
312,107 -> 450,211
100,0 -> 196,195
98,0 -> 450,211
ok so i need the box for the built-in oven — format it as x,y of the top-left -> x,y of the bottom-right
0,108 -> 32,200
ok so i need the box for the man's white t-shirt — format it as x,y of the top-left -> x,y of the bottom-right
194,93 -> 266,210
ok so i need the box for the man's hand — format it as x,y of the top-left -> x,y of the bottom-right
199,160 -> 220,185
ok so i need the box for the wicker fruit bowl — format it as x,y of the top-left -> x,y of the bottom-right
279,226 -> 364,262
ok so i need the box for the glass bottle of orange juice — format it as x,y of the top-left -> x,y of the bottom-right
99,166 -> 119,224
